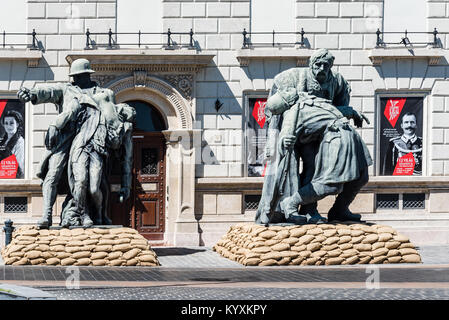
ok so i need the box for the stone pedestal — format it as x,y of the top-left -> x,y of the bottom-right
1,226 -> 159,266
213,223 -> 421,266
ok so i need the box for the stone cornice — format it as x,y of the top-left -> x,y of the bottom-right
0,49 -> 42,67
236,48 -> 314,67
65,49 -> 215,73
196,176 -> 449,191
369,47 -> 446,66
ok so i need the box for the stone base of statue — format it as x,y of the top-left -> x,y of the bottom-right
1,226 -> 159,266
213,222 -> 421,266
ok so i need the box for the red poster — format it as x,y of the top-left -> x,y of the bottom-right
384,98 -> 406,127
0,154 -> 19,179
0,100 -> 7,118
392,152 -> 415,176
252,99 -> 267,128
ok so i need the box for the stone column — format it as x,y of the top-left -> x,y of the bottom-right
162,129 -> 202,245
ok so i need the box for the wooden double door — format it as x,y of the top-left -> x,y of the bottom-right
109,132 -> 166,240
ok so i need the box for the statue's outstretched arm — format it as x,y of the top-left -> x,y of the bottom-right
18,83 -> 65,106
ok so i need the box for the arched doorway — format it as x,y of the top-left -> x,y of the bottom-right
108,100 -> 167,240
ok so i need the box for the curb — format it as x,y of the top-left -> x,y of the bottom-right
0,284 -> 56,300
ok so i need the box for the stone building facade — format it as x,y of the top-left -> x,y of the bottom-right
0,0 -> 449,246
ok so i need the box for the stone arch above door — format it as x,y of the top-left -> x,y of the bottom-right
106,73 -> 193,130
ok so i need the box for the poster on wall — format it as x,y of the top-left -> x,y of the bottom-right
379,96 -> 423,176
247,97 -> 268,177
0,99 -> 25,179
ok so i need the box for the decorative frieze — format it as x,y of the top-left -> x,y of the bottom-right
161,74 -> 194,99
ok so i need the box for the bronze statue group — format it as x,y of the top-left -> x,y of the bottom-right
256,49 -> 373,226
18,49 -> 372,229
18,59 -> 134,228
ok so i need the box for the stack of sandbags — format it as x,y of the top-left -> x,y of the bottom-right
1,226 -> 159,266
213,223 -> 421,266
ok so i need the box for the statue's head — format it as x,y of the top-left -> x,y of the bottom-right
116,103 -> 136,123
69,58 -> 95,85
309,49 -> 335,84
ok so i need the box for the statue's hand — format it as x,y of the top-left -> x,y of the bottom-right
352,110 -> 370,128
282,134 -> 296,149
119,187 -> 130,203
45,125 -> 58,150
17,87 -> 35,103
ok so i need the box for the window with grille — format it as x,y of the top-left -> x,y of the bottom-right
376,194 -> 399,209
403,193 -> 425,209
245,195 -> 261,210
4,197 -> 27,213
376,193 -> 425,210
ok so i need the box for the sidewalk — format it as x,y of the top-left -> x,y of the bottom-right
1,245 -> 449,300
1,245 -> 449,267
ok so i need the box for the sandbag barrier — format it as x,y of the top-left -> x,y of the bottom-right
213,223 -> 421,266
1,226 -> 160,266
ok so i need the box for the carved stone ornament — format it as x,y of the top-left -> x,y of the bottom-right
134,70 -> 147,88
162,74 -> 194,99
91,74 -> 119,87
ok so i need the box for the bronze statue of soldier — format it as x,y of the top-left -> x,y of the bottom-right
17,59 -> 134,228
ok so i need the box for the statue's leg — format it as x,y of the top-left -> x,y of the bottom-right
72,151 -> 93,227
38,153 -> 67,228
88,152 -> 104,225
280,182 -> 343,224
298,142 -> 325,223
328,166 -> 369,222
100,172 -> 112,225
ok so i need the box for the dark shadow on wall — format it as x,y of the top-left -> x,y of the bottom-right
153,247 -> 206,256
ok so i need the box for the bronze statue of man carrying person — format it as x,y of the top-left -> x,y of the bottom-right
256,49 -> 372,226
17,59 -> 134,228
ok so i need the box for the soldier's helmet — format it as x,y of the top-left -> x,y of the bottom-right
69,58 -> 95,76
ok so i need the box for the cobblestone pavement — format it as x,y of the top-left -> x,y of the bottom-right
37,286 -> 449,300
153,246 -> 449,267
1,245 -> 449,300
153,247 -> 243,268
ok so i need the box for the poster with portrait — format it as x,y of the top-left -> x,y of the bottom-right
379,97 -> 423,176
247,97 -> 268,177
0,99 -> 25,179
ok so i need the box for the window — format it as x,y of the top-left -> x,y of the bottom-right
383,0 -> 427,44
1,0 -> 26,48
117,0 -> 163,48
376,193 -> 399,209
251,0 -> 295,45
377,95 -> 425,176
403,193 -> 425,209
244,94 -> 269,177
376,193 -> 425,210
0,99 -> 26,179
244,194 -> 261,210
4,197 -> 28,213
